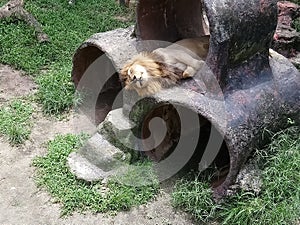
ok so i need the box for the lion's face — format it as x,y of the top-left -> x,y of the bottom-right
120,54 -> 162,91
126,64 -> 150,88
120,52 -> 173,96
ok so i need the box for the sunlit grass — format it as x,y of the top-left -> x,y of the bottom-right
172,127 -> 300,225
0,0 -> 133,115
0,99 -> 33,145
33,134 -> 159,215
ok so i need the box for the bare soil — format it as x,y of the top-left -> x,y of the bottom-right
0,64 -> 196,225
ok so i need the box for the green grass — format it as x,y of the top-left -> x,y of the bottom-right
0,0 -> 133,115
290,0 -> 300,32
293,18 -> 300,34
172,175 -> 218,224
0,0 -> 132,73
33,134 -> 159,216
290,0 -> 300,5
35,63 -> 81,115
0,99 -> 33,145
172,126 -> 300,225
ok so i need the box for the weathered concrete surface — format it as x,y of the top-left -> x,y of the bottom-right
122,0 -> 300,199
273,1 -> 300,58
99,108 -> 136,150
204,0 -> 278,88
72,26 -> 137,85
67,132 -> 129,182
71,26 -> 138,124
135,0 -> 209,42
68,152 -> 111,182
122,48 -> 300,198
70,0 -> 300,200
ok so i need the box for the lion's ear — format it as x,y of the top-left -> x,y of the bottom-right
120,63 -> 129,77
120,69 -> 127,81
120,62 -> 131,86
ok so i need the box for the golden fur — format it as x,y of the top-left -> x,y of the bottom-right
120,36 -> 210,96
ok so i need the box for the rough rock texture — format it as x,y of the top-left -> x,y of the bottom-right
135,0 -> 209,42
72,26 -> 137,86
126,0 -> 300,199
98,108 -> 138,157
229,159 -> 263,195
290,51 -> 300,67
67,132 -> 129,182
236,163 -> 262,194
68,152 -> 111,182
273,1 -> 300,58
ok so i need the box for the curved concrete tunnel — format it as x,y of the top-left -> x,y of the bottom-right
70,0 -> 300,198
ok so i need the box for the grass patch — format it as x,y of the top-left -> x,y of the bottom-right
290,0 -> 300,32
0,99 -> 33,145
0,0 -> 133,74
172,175 -> 218,224
0,0 -> 133,115
33,134 -> 159,216
172,126 -> 300,225
290,0 -> 300,5
35,63 -> 81,115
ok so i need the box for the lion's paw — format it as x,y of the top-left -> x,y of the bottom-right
183,67 -> 196,78
182,71 -> 190,78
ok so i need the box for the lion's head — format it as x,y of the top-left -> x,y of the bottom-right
122,63 -> 151,89
120,52 -> 180,96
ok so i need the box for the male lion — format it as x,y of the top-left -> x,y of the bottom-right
120,36 -> 209,96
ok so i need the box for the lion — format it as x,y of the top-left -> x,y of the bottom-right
120,36 -> 210,96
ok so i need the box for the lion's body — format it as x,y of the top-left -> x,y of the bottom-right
120,36 -> 209,96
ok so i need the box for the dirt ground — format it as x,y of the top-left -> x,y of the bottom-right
0,64 -> 197,225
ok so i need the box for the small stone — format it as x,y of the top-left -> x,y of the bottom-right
234,159 -> 263,195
